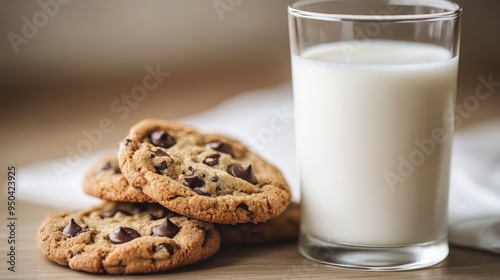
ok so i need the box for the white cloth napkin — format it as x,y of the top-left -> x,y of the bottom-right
448,120 -> 500,254
18,84 -> 500,255
17,85 -> 300,210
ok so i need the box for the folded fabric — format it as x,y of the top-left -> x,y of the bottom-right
448,120 -> 500,254
18,85 -> 299,209
17,84 -> 500,255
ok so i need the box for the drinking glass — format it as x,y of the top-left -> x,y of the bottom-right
289,0 -> 461,270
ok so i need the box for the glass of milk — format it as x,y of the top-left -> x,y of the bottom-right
289,0 -> 461,270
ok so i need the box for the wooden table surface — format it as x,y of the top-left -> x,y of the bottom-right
2,200 -> 500,280
1,58 -> 500,279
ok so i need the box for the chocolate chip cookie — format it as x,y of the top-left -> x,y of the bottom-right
118,119 -> 291,224
217,202 -> 300,245
83,156 -> 155,203
36,202 -> 220,274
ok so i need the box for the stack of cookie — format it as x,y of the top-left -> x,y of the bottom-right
36,119 -> 299,274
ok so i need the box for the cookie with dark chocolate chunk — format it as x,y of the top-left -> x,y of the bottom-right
117,119 -> 291,224
35,202 -> 220,274
83,156 -> 156,203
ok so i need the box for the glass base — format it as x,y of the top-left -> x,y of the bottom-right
298,233 -> 448,271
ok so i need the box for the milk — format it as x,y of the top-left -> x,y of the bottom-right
292,41 -> 458,246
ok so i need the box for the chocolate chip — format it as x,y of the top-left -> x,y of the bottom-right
203,154 -> 220,167
120,138 -> 132,146
194,189 -> 210,196
153,243 -> 174,254
237,203 -> 250,212
184,175 -> 205,189
100,162 -> 121,174
206,141 -> 233,156
150,130 -> 176,148
100,209 -> 131,218
152,218 -> 179,238
150,149 -> 169,158
210,175 -> 219,182
102,162 -> 112,170
237,203 -> 253,217
63,219 -> 83,238
228,164 -> 257,184
109,226 -> 141,244
154,161 -> 168,174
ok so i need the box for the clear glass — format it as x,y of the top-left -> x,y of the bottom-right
289,0 -> 461,271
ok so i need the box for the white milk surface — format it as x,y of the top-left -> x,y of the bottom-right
292,41 -> 458,246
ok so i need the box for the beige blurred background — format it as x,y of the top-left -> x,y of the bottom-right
1,0 -> 293,85
1,0 -> 499,168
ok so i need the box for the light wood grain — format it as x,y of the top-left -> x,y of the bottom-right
1,198 -> 500,280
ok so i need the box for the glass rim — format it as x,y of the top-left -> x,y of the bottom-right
288,0 -> 461,22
